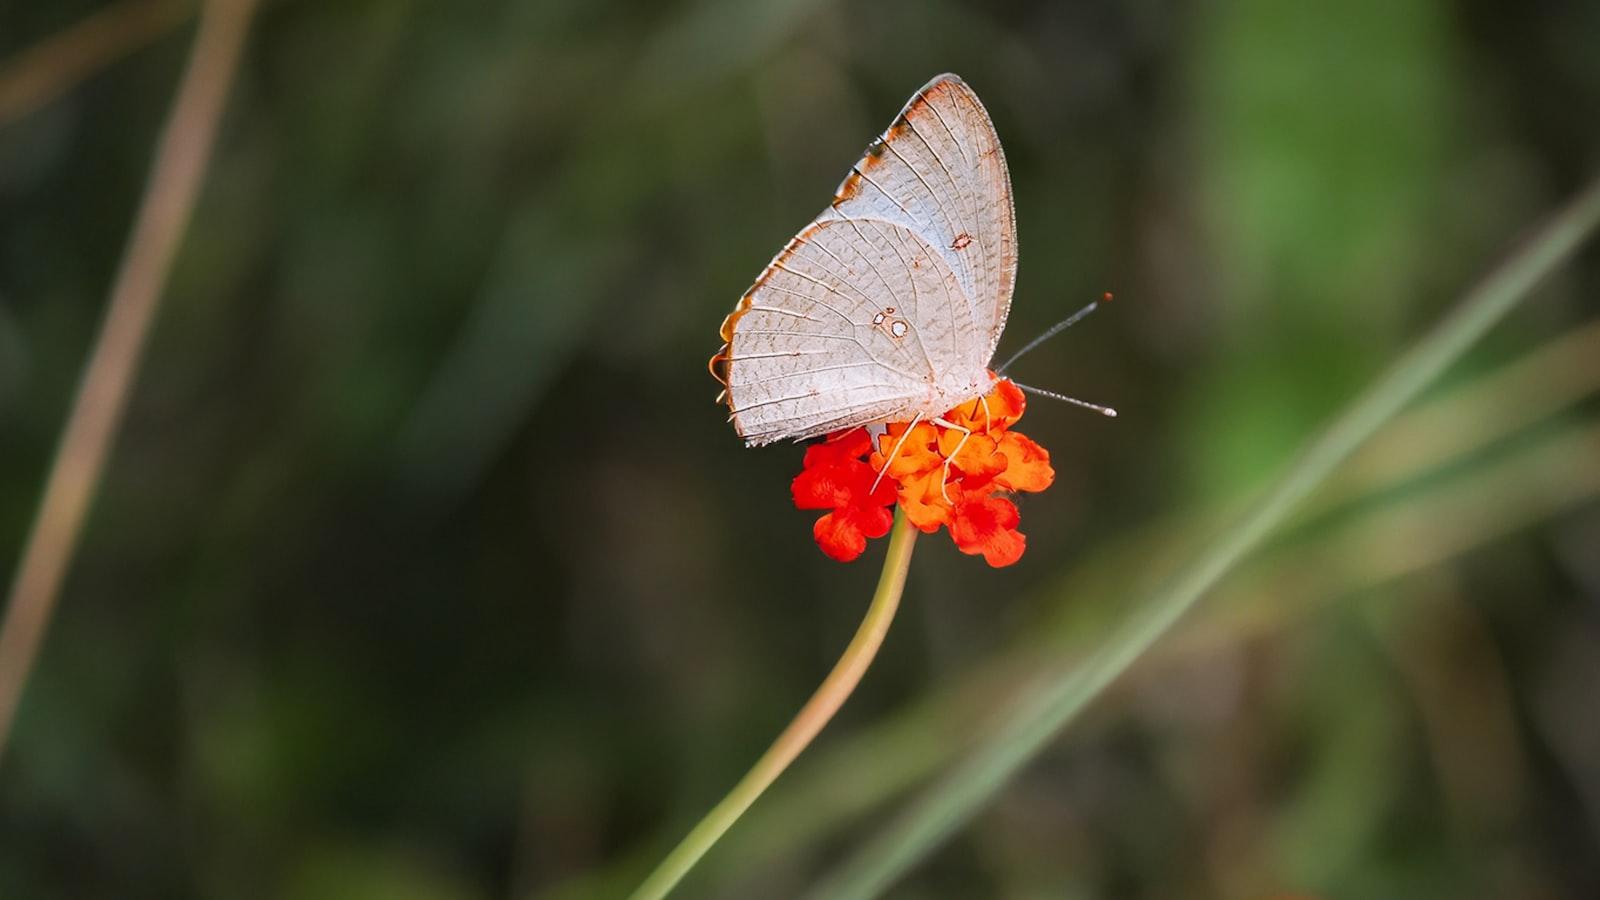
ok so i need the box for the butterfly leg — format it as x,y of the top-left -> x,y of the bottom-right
930,416 -> 972,503
870,413 -> 923,495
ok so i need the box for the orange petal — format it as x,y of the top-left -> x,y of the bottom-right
994,431 -> 1054,493
872,422 -> 943,478
935,426 -> 965,459
943,395 -> 987,433
896,468 -> 951,532
985,378 -> 1027,431
943,376 -> 1026,435
943,432 -> 1006,485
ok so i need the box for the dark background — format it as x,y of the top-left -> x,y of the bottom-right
2,0 -> 1599,897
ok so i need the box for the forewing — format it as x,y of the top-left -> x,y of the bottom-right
830,73 -> 1017,366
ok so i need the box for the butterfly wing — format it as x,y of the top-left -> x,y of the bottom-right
714,73 -> 1016,445
830,73 -> 1017,369
715,216 -> 974,446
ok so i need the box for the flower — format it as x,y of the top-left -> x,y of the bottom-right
789,375 -> 1054,566
790,428 -> 898,562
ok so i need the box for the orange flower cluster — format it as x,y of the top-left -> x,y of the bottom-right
791,377 -> 1054,566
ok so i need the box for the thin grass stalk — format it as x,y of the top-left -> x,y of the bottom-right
0,0 -> 194,128
0,0 -> 260,763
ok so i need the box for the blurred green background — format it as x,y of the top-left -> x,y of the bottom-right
3,0 -> 1599,897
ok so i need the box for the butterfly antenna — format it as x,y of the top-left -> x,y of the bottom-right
1011,382 -> 1118,418
996,292 -> 1112,374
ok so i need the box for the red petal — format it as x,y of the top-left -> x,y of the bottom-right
818,428 -> 874,462
813,512 -> 867,561
792,456 -> 873,509
948,493 -> 1026,567
812,504 -> 894,562
847,503 -> 895,540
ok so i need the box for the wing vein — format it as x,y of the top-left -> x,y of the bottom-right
740,396 -> 916,440
882,139 -> 975,297
902,114 -> 987,312
730,359 -> 886,389
857,216 -> 941,377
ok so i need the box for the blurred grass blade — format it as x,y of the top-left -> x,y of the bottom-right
0,0 -> 258,763
0,0 -> 193,128
807,175 -> 1600,900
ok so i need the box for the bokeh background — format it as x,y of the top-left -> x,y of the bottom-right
3,0 -> 1600,897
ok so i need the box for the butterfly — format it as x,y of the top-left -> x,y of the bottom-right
711,73 -> 1017,446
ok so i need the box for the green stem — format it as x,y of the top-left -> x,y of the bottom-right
809,174 -> 1600,900
629,510 -> 918,900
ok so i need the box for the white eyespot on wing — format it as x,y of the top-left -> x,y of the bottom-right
829,73 -> 1017,369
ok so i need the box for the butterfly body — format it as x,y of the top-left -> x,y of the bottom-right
714,74 -> 1016,446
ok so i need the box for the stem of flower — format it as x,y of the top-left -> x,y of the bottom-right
628,510 -> 918,900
